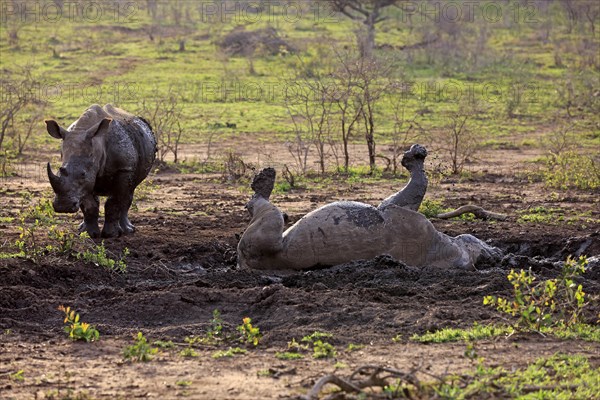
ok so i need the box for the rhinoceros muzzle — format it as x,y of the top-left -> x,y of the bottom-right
47,162 -> 80,213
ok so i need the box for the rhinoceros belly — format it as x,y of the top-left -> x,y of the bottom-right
281,202 -> 390,268
280,202 -> 439,269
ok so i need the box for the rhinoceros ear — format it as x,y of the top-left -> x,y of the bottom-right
86,118 -> 112,140
45,120 -> 68,139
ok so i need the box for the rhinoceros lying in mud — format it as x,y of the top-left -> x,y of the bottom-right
46,104 -> 156,238
238,144 -> 501,270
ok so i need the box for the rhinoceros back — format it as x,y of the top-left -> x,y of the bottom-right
102,105 -> 157,187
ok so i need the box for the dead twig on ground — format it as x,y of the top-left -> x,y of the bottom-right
302,364 -> 421,400
436,205 -> 507,221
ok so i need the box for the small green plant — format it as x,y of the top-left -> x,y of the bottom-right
346,343 -> 365,352
9,369 -> 24,382
301,331 -> 333,343
391,334 -> 402,343
123,332 -> 158,362
176,380 -> 192,387
418,198 -> 447,219
464,343 -> 478,361
77,241 -> 129,273
257,369 -> 273,377
58,305 -> 100,342
301,331 -> 336,358
212,347 -> 247,359
237,317 -> 262,346
287,338 -> 309,352
207,309 -> 224,342
153,340 -> 176,349
275,351 -> 304,360
179,347 -> 199,358
334,362 -> 348,369
312,340 -> 336,359
484,256 -> 588,331
47,225 -> 78,254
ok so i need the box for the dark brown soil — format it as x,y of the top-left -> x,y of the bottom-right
1,157 -> 599,399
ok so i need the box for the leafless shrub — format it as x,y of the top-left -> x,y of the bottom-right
218,27 -> 295,57
386,97 -> 423,175
222,151 -> 248,183
0,66 -> 44,154
284,73 -> 336,174
14,105 -> 45,155
282,164 -> 296,189
139,87 -> 184,163
437,101 -> 486,175
555,73 -> 600,119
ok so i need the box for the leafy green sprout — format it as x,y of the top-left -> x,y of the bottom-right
301,331 -> 337,359
212,347 -> 247,359
237,317 -> 262,346
179,347 -> 199,358
9,370 -> 24,382
123,332 -> 158,362
58,305 -> 100,342
346,343 -> 365,352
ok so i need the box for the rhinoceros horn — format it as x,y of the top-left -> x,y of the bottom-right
47,162 -> 62,192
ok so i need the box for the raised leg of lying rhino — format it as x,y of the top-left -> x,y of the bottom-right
237,168 -> 286,269
378,144 -> 428,212
79,194 -> 101,238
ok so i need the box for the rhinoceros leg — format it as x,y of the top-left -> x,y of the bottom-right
118,191 -> 135,234
378,144 -> 428,212
79,194 -> 101,238
102,195 -> 124,238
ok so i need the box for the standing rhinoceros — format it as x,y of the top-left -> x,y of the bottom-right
46,104 -> 157,238
238,145 -> 502,270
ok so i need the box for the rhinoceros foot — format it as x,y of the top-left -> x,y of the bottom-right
251,167 -> 276,200
79,221 -> 101,238
120,217 -> 136,234
101,221 -> 123,238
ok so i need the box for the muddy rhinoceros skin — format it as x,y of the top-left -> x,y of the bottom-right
46,104 -> 156,238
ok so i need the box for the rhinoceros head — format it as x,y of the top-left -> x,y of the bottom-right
46,117 -> 112,213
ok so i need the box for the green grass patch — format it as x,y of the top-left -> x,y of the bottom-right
410,323 -> 514,344
544,323 -> 600,343
275,352 -> 304,360
431,353 -> 599,399
211,347 -> 247,359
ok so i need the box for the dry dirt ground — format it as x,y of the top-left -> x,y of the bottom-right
0,141 -> 599,399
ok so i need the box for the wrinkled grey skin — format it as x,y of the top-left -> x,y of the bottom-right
46,104 -> 157,238
238,144 -> 502,270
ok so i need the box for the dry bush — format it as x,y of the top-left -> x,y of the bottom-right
138,87 -> 184,163
218,27 -> 295,57
222,151 -> 250,183
435,100 -> 486,175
